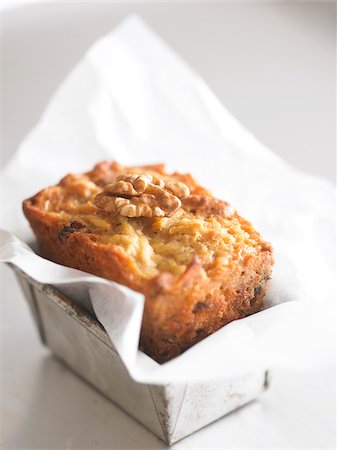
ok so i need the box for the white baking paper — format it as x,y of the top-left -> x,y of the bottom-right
0,16 -> 335,384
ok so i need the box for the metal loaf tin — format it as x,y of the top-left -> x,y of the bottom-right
14,266 -> 269,445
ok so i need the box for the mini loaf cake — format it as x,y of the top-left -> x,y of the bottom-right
23,161 -> 274,363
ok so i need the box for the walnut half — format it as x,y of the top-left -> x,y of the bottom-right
94,174 -> 190,218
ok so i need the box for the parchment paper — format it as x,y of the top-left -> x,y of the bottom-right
0,16 -> 335,384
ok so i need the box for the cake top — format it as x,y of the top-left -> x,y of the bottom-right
29,161 -> 269,281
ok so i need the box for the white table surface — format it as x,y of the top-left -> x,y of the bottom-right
1,2 -> 336,449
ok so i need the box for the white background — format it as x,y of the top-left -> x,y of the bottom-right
1,2 -> 336,449
1,1 -> 336,181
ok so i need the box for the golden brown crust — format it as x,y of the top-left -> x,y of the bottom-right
141,249 -> 272,362
23,161 -> 274,363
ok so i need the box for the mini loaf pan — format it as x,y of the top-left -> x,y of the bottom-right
13,265 -> 270,445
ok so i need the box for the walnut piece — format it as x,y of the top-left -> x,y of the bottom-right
94,174 -> 190,218
182,195 -> 234,217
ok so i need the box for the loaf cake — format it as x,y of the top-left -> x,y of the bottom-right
23,161 -> 273,363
